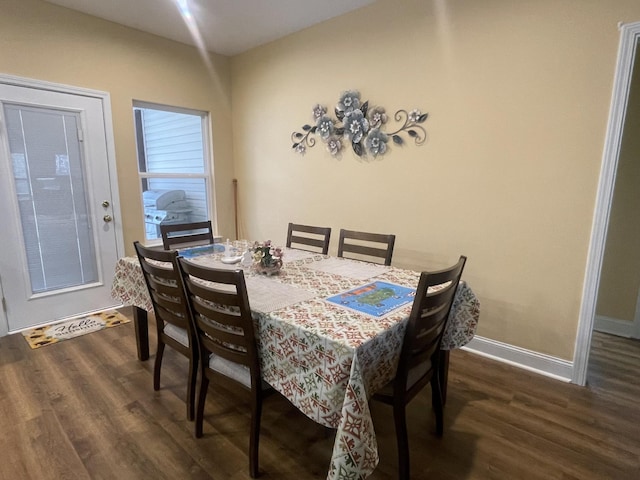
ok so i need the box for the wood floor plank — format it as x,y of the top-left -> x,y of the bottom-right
21,412 -> 91,480
1,311 -> 639,479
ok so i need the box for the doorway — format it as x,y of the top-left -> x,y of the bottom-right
573,22 -> 640,385
593,36 -> 640,340
0,75 -> 123,335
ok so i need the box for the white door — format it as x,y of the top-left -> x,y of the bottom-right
0,78 -> 123,334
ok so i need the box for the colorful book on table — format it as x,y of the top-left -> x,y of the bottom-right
326,281 -> 416,317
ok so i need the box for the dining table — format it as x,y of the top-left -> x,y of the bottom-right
111,245 -> 480,480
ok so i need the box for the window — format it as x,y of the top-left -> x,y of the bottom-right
133,102 -> 213,242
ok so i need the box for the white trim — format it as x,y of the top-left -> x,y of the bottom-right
463,336 -> 573,383
573,22 -> 640,386
1,73 -> 112,99
634,284 -> 640,338
594,315 -> 635,338
0,276 -> 7,337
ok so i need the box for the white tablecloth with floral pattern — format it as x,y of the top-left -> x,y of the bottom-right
111,249 -> 480,480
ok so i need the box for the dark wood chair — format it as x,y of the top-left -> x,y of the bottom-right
177,258 -> 270,478
337,228 -> 396,266
160,220 -> 214,250
133,241 -> 198,421
286,222 -> 332,254
372,256 -> 467,480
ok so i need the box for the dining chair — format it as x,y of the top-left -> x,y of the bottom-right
286,222 -> 332,254
371,255 -> 467,480
160,220 -> 214,250
177,258 -> 271,478
337,228 -> 396,266
133,241 -> 199,421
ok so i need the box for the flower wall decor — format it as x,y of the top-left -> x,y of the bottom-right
291,90 -> 428,158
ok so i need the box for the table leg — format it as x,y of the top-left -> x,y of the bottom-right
438,349 -> 450,405
133,306 -> 150,361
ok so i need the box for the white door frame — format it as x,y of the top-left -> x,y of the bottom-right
573,22 -> 640,385
0,73 -> 124,336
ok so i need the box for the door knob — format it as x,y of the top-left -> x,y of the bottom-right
102,200 -> 110,208
103,215 -> 112,222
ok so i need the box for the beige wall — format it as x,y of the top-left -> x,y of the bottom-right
4,0 -> 640,360
230,0 -> 640,359
0,0 -> 235,255
596,42 -> 640,323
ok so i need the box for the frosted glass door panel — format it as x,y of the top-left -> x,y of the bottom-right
4,104 -> 97,294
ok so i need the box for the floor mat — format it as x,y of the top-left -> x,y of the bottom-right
21,309 -> 130,349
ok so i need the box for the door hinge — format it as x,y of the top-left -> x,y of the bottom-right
77,128 -> 84,142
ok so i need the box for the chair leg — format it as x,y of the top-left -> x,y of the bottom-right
195,372 -> 210,438
438,349 -> 450,405
431,375 -> 444,437
186,354 -> 198,421
153,341 -> 165,391
393,402 -> 410,480
249,391 -> 263,478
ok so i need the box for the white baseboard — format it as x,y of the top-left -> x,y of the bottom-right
462,336 -> 573,383
593,315 -> 635,338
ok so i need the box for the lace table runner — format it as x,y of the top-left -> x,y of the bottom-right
245,276 -> 317,313
282,248 -> 320,262
304,256 -> 388,280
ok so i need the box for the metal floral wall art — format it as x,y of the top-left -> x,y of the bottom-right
291,90 -> 428,158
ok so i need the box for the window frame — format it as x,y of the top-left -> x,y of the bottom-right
133,100 -> 216,245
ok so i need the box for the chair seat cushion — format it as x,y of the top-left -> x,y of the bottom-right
164,323 -> 189,347
208,353 -> 271,390
376,359 -> 432,397
209,353 -> 251,388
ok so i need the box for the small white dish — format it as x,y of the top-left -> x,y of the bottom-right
221,255 -> 243,264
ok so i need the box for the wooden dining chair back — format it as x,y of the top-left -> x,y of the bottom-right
177,258 -> 268,478
286,222 -> 332,254
372,255 -> 467,480
133,241 -> 199,421
337,228 -> 396,265
160,220 -> 214,250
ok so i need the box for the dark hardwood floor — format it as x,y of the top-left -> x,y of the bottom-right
1,308 -> 638,479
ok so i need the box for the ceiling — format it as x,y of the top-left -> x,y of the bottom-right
44,0 -> 376,56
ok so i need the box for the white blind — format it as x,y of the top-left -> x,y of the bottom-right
3,104 -> 98,293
